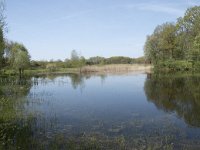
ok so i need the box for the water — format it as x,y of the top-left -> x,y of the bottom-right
1,73 -> 200,149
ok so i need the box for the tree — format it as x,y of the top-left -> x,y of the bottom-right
144,23 -> 177,64
69,50 -> 85,72
5,42 -> 30,76
177,6 -> 200,38
176,6 -> 200,59
71,49 -> 79,61
13,50 -> 30,76
0,25 -> 4,68
144,6 -> 200,68
189,34 -> 200,61
0,0 -> 6,68
144,34 -> 160,64
86,56 -> 105,65
70,50 -> 80,67
5,42 -> 29,67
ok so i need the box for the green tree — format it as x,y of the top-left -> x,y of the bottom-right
69,50 -> 85,72
144,33 -> 160,64
144,6 -> 200,69
13,50 -> 30,76
71,49 -> 79,61
0,26 -> 4,68
144,23 -> 176,64
5,42 -> 30,76
5,42 -> 29,67
86,56 -> 105,65
189,34 -> 200,61
70,49 -> 80,67
176,6 -> 200,59
0,0 -> 6,68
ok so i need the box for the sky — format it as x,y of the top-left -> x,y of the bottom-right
5,0 -> 200,61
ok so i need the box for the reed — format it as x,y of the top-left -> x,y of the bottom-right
81,64 -> 152,73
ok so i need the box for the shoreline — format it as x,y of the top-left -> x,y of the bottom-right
1,64 -> 152,77
36,64 -> 152,76
81,64 -> 152,73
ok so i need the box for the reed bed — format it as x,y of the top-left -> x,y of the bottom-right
81,64 -> 152,73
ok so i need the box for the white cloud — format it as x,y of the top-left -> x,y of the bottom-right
186,0 -> 200,6
137,3 -> 184,16
121,2 -> 186,16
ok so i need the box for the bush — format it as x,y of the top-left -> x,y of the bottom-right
46,64 -> 57,72
155,60 -> 193,71
193,61 -> 200,71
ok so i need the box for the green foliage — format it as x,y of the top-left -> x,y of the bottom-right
0,1 -> 5,69
2,42 -> 31,75
189,34 -> 200,61
193,61 -> 200,71
30,60 -> 49,69
105,56 -> 132,64
0,27 -> 4,68
71,49 -> 79,61
144,23 -> 176,63
155,60 -> 193,71
65,50 -> 86,70
86,56 -> 105,65
85,56 -> 145,65
144,6 -> 200,71
46,63 -> 57,72
13,50 -> 30,71
132,56 -> 146,64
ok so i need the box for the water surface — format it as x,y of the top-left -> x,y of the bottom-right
1,73 -> 200,149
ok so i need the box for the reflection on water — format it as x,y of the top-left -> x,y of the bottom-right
1,73 -> 200,149
144,73 -> 200,127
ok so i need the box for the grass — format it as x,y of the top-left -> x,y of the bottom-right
1,68 -> 79,76
25,68 -> 80,75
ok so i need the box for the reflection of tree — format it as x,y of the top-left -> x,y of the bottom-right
0,74 -> 110,149
67,73 -> 108,90
0,77 -> 36,149
68,73 -> 85,90
0,77 -> 32,97
100,74 -> 107,85
144,73 -> 200,127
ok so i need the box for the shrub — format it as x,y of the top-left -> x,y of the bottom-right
193,61 -> 200,71
155,60 -> 193,71
46,64 -> 57,72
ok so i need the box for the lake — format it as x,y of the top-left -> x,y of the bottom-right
1,73 -> 200,149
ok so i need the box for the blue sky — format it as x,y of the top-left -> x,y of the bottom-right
5,0 -> 200,60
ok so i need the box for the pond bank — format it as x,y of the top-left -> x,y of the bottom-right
34,64 -> 152,76
0,64 -> 152,77
80,64 -> 152,73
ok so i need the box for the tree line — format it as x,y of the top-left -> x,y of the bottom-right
31,49 -> 145,72
144,6 -> 200,71
65,50 -> 145,68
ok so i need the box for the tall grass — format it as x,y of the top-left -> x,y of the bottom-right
81,64 -> 152,73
